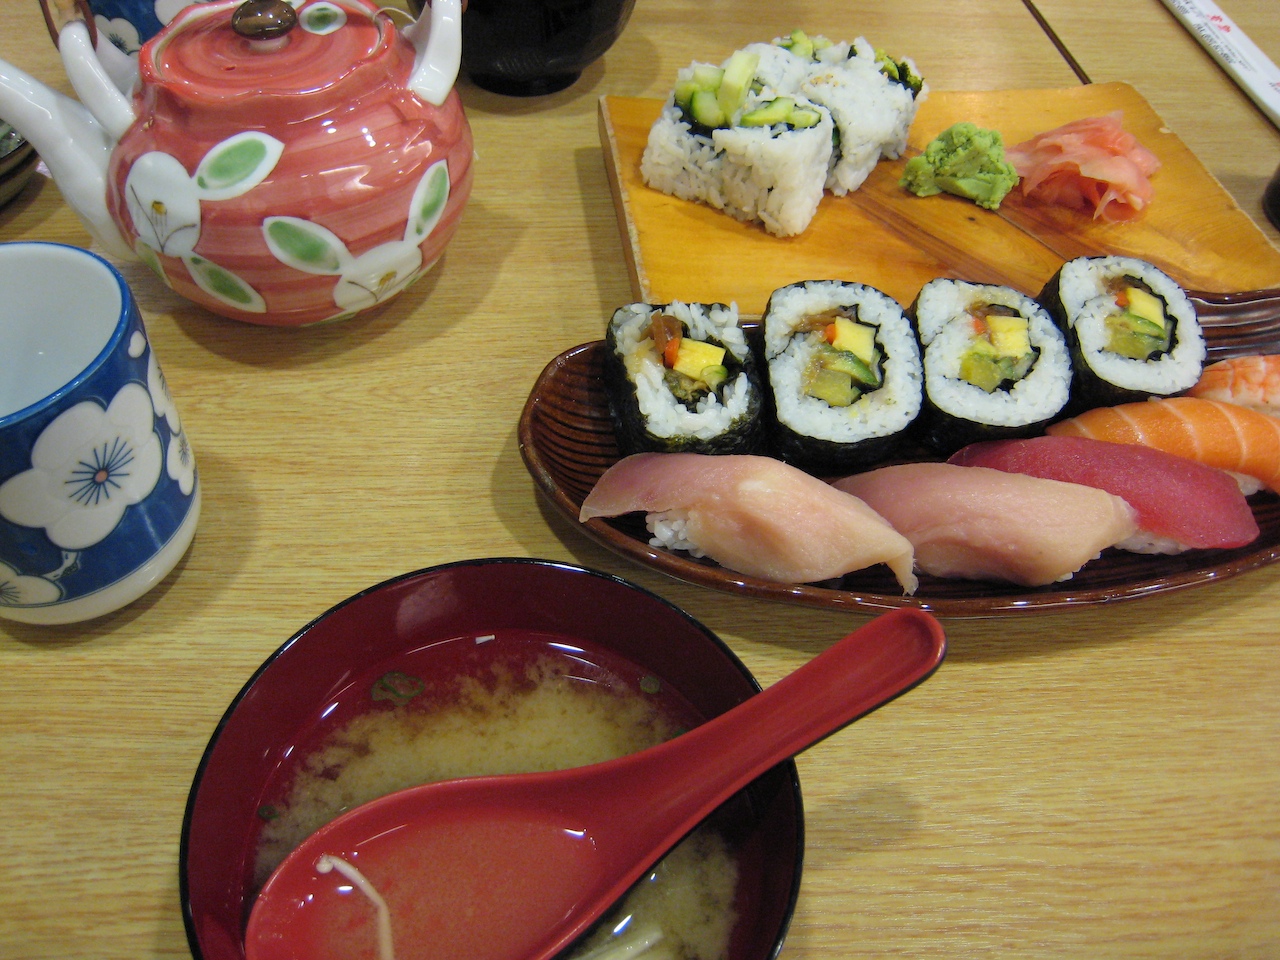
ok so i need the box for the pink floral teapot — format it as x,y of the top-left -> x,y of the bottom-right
1,0 -> 473,326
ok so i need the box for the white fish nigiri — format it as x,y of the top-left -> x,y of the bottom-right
580,453 -> 918,593
834,461 -> 1138,587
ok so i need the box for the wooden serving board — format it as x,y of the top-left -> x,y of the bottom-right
599,83 -> 1280,317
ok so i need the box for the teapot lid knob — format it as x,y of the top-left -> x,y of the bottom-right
231,0 -> 298,41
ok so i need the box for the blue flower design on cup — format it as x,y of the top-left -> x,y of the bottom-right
0,383 -> 163,550
0,242 -> 200,625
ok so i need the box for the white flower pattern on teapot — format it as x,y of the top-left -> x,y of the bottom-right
263,158 -> 452,321
127,132 -> 285,313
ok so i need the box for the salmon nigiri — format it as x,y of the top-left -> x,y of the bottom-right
1046,397 -> 1280,494
1188,354 -> 1280,417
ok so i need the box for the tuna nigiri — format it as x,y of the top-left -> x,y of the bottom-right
949,435 -> 1258,553
1006,112 -> 1160,222
580,453 -> 918,592
1046,397 -> 1280,494
833,462 -> 1137,587
1188,354 -> 1280,416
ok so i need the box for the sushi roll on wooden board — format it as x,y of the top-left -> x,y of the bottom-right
640,33 -> 925,237
604,300 -> 764,456
640,50 -> 835,238
762,280 -> 923,474
912,278 -> 1072,455
1039,255 -> 1206,412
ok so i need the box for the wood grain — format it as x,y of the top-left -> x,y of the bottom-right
1,1 -> 1277,958
602,84 -> 1280,317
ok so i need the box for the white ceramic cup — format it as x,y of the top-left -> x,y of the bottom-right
0,242 -> 200,624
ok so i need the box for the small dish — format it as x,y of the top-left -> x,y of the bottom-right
181,558 -> 803,960
518,339 -> 1280,618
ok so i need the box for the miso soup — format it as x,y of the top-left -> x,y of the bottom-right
250,630 -> 741,960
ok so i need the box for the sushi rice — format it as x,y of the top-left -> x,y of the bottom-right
801,37 -> 924,195
712,91 -> 836,237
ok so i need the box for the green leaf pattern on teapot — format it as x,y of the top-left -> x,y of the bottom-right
263,158 -> 452,321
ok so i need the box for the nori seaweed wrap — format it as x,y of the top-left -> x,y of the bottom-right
912,278 -> 1071,455
763,280 -> 923,474
1039,256 -> 1205,414
604,301 -> 763,455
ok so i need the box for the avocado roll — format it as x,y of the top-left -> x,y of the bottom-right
604,301 -> 763,456
912,278 -> 1071,455
763,280 -> 923,473
1039,256 -> 1205,412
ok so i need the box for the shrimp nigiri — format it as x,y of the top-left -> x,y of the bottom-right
1188,354 -> 1280,416
1046,397 -> 1280,493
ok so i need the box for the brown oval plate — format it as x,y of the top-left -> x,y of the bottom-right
518,327 -> 1280,619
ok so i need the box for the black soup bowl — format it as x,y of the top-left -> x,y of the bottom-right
181,558 -> 803,960
459,0 -> 637,96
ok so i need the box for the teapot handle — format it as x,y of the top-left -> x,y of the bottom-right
403,0 -> 463,106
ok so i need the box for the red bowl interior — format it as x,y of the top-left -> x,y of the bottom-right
181,558 -> 803,960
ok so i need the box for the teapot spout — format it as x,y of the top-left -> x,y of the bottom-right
0,23 -> 134,260
404,0 -> 462,106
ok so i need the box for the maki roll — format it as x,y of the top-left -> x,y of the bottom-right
763,280 -> 923,473
1039,256 -> 1205,411
604,301 -> 763,456
912,278 -> 1071,455
640,49 -> 834,237
799,36 -> 926,195
743,31 -> 927,197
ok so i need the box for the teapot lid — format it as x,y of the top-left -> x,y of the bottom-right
141,0 -> 404,109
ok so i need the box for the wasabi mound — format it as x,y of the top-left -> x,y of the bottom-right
900,121 -> 1019,210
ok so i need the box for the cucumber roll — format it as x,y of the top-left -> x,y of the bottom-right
604,301 -> 763,456
912,278 -> 1071,455
763,280 -> 923,473
800,37 -> 926,196
1039,256 -> 1205,412
640,49 -> 835,237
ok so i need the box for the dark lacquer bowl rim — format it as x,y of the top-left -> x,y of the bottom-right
518,341 -> 1280,619
180,557 -> 804,960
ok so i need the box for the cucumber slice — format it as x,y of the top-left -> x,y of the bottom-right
673,79 -> 700,109
717,50 -> 760,119
689,88 -> 727,129
788,107 -> 823,129
739,97 -> 795,128
690,64 -> 724,90
780,29 -> 814,61
814,343 -> 881,390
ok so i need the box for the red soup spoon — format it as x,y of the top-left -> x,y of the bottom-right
245,607 -> 946,960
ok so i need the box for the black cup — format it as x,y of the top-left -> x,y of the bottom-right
459,0 -> 637,96
1264,161 -> 1280,232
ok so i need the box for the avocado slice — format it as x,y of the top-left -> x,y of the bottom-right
806,367 -> 857,407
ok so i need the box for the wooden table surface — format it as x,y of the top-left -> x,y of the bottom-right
2,1 -> 1277,958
